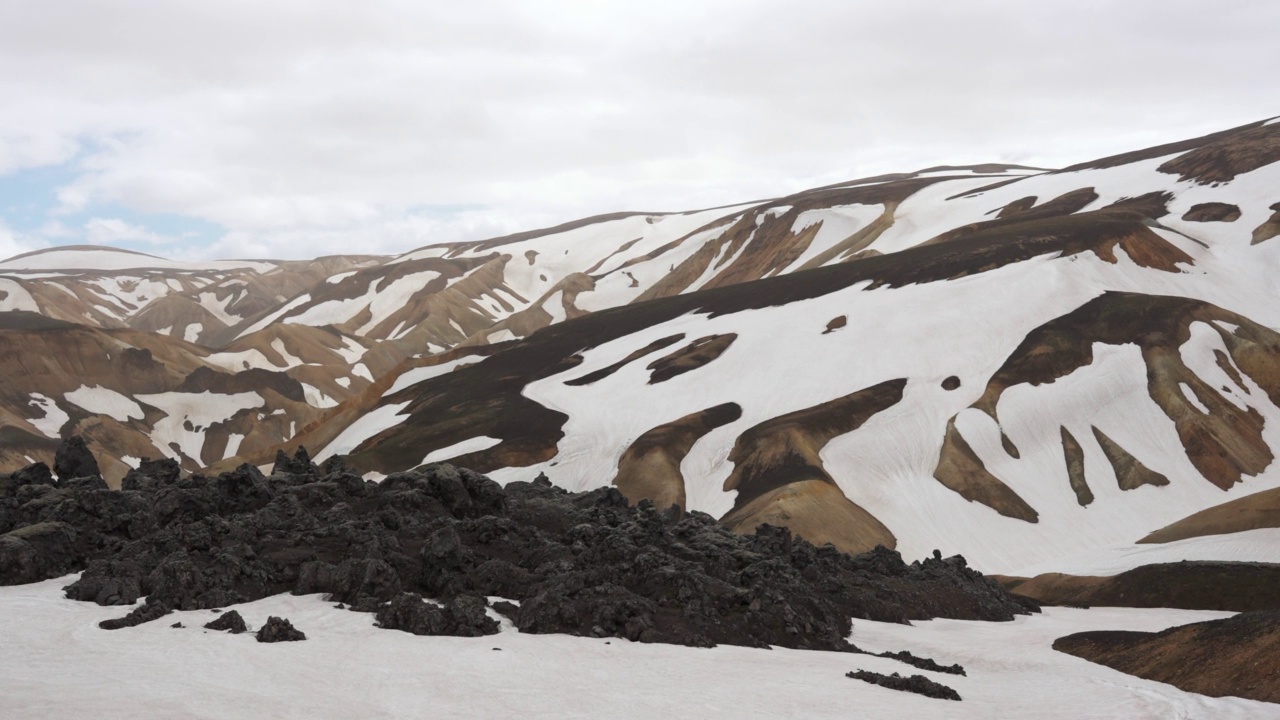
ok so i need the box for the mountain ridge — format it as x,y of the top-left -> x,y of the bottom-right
4,118 -> 1280,577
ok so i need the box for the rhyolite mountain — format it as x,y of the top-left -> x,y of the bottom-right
4,117 -> 1280,578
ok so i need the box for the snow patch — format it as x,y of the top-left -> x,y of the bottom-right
26,394 -> 69,438
0,579 -> 1269,720
384,357 -> 482,396
301,383 -> 339,408
1179,383 -> 1210,413
136,391 -> 265,464
421,436 -> 502,465
64,385 -> 144,422
0,279 -> 38,311
316,402 -> 412,460
271,338 -> 304,368
352,363 -> 374,382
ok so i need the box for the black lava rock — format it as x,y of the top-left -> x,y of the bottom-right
0,456 -> 1033,652
1,463 -> 55,496
99,599 -> 172,630
873,650 -> 966,676
255,616 -> 306,642
846,669 -> 962,701
375,593 -> 500,637
0,522 -> 78,584
121,457 -> 183,491
54,436 -> 101,483
204,610 -> 247,633
272,447 -> 316,476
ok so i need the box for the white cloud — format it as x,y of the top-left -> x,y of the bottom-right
0,0 -> 1276,259
82,217 -> 171,246
0,220 -> 46,261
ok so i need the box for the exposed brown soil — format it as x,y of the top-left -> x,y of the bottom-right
995,196 -> 1037,218
473,272 -> 597,345
1053,611 -> 1280,703
971,293 -> 1279,492
564,334 -> 685,386
1056,117 -> 1274,175
933,418 -> 1038,522
1252,202 -> 1280,244
924,188 -> 1102,246
1060,427 -> 1093,506
1182,202 -> 1241,222
998,561 -> 1280,612
633,177 -> 955,302
720,379 -> 906,554
1157,123 -> 1280,185
941,375 -> 961,391
792,203 -> 896,270
208,343 -> 505,475
1140,486 -> 1280,544
1092,427 -> 1169,491
611,402 -> 742,510
723,480 -> 895,557
823,315 -> 847,334
0,314 -> 323,483
646,333 -> 737,384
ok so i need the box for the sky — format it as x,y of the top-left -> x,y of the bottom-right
0,0 -> 1276,261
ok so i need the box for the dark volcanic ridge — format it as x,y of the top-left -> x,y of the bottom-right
0,439 -> 1034,652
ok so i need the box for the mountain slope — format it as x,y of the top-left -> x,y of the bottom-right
4,117 -> 1280,575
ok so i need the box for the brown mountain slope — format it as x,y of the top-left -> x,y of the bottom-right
1054,611 -> 1280,703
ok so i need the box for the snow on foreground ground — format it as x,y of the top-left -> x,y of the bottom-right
2,578 -> 1275,719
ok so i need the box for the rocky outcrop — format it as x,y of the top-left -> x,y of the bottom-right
375,593 -> 499,637
54,436 -> 100,482
0,522 -> 78,585
205,610 -> 247,633
845,669 -> 961,701
1181,202 -> 1241,222
871,650 -> 966,676
256,616 -> 306,642
99,599 -> 172,630
0,451 -> 1032,652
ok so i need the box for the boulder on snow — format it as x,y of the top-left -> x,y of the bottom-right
99,599 -> 173,630
204,610 -> 247,634
255,616 -> 306,642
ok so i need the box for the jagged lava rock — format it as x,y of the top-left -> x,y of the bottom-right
204,610 -> 247,633
1,451 -> 1033,651
53,436 -> 101,484
256,616 -> 306,642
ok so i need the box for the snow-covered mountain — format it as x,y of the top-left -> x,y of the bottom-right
4,117 -> 1280,576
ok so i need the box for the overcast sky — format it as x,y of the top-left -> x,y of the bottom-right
0,0 -> 1276,260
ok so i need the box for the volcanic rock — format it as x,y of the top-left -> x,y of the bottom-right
99,599 -> 172,630
204,610 -> 247,633
846,669 -> 962,701
54,436 -> 101,483
1,458 -> 1031,652
375,593 -> 500,637
256,616 -> 306,642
